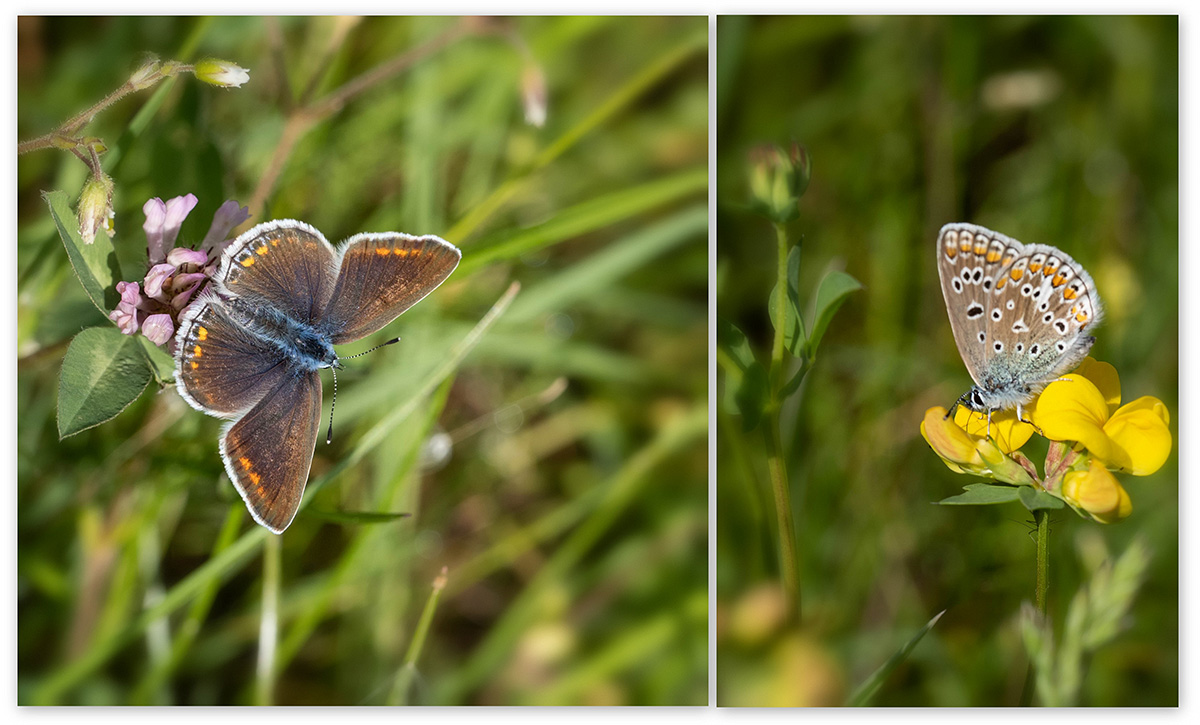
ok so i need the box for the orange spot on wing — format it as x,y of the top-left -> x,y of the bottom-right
375,248 -> 391,256
239,456 -> 253,470
1010,268 -> 1023,281
1076,312 -> 1088,323
395,249 -> 410,257
995,277 -> 1007,290
1052,274 -> 1066,287
959,240 -> 972,252
193,345 -> 203,358
197,326 -> 208,341
256,245 -> 269,255
986,251 -> 1001,263
1029,262 -> 1042,273
1042,265 -> 1056,277
190,361 -> 199,370
249,472 -> 261,485
271,240 -> 279,246
1063,288 -> 1077,300
946,246 -> 957,259
241,257 -> 255,267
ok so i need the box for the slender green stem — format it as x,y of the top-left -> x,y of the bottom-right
1034,510 -> 1049,613
765,221 -> 800,624
763,415 -> 799,624
390,568 -> 449,705
255,533 -> 281,706
770,223 -> 789,379
1020,509 -> 1051,706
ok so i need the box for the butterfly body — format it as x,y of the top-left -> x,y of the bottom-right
175,219 -> 461,533
222,295 -> 340,373
936,222 -> 1102,419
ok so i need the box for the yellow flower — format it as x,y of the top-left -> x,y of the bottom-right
953,407 -> 1035,454
921,407 -> 1035,485
1030,362 -> 1171,476
1062,458 -> 1133,524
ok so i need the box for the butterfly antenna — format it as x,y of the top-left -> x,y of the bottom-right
326,365 -> 338,445
326,339 -> 400,444
945,390 -> 972,420
342,337 -> 401,360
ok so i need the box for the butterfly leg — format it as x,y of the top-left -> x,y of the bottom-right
1015,403 -> 1046,437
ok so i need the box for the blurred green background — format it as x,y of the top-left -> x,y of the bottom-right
716,16 -> 1177,706
18,16 -> 707,705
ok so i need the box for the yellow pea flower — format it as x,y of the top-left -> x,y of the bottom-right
1031,365 -> 1172,476
1062,458 -> 1133,524
921,407 -> 1035,486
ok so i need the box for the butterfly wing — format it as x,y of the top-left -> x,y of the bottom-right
175,292 -> 289,419
321,233 -> 461,344
985,237 -> 1103,382
937,223 -> 1008,385
216,220 -> 338,325
219,365 -> 323,534
939,222 -> 1104,397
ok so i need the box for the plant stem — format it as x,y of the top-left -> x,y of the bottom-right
255,533 -> 281,706
1034,509 -> 1049,613
765,221 -> 800,625
1019,509 -> 1050,706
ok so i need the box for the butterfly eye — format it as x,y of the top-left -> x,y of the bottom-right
970,389 -> 985,409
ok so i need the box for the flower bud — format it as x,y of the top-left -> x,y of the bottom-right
193,58 -> 250,88
128,60 -> 162,91
1062,458 -> 1132,524
521,63 -> 547,128
77,173 -> 115,245
748,142 -> 811,224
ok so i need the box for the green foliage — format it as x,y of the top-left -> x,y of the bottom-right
767,243 -> 805,356
1021,537 -> 1151,706
847,610 -> 944,706
56,327 -> 152,438
717,318 -> 765,432
717,15 -> 1177,707
807,270 -> 862,356
18,16 -> 706,705
45,189 -> 119,314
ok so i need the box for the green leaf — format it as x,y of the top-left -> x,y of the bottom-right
303,509 -> 413,525
778,358 -> 810,399
136,335 -> 177,385
768,243 -> 806,356
43,189 -> 120,316
1018,487 -> 1066,512
847,610 -> 945,706
57,327 -> 153,438
806,269 -> 862,354
717,318 -> 766,431
936,482 -> 1022,506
